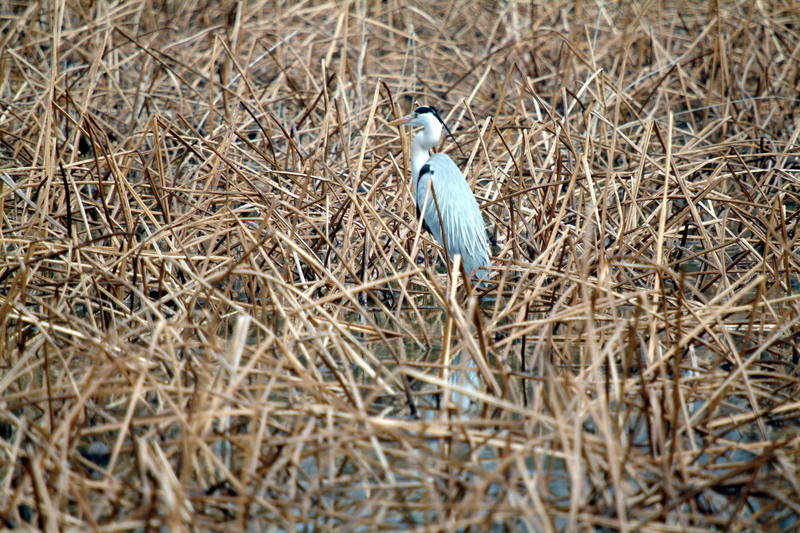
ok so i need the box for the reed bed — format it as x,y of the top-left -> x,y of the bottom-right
1,0 -> 799,530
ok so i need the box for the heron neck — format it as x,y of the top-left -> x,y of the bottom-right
410,133 -> 431,180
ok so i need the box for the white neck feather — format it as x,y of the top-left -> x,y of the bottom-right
410,117 -> 442,179
411,133 -> 431,180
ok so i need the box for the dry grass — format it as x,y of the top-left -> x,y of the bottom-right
2,0 -> 800,530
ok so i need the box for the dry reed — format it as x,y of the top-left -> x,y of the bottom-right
1,0 -> 799,530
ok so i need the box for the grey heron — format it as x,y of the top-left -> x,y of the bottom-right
391,106 -> 492,281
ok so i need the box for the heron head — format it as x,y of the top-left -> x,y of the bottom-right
391,106 -> 441,128
390,106 -> 464,154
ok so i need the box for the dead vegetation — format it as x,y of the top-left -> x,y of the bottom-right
1,0 -> 800,530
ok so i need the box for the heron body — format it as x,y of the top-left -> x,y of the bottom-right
394,106 -> 491,280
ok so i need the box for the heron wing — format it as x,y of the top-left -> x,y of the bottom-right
416,154 -> 491,278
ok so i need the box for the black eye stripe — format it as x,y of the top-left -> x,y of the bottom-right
414,106 -> 438,115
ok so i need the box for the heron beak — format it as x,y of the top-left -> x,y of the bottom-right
388,114 -> 412,126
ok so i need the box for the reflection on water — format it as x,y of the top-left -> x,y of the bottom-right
226,266 -> 800,531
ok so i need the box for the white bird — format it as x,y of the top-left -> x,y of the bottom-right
391,106 -> 492,280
